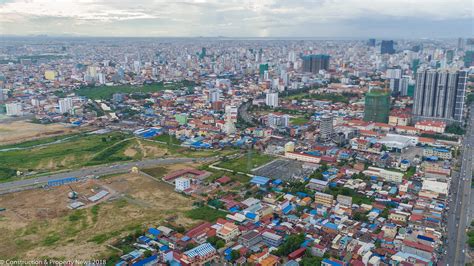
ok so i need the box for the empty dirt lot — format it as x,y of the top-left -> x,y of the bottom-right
0,121 -> 83,145
0,167 -> 198,259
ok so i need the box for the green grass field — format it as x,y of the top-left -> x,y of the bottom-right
216,152 -> 275,173
290,117 -> 310,126
0,131 -> 239,182
152,134 -> 182,145
76,81 -> 194,100
0,132 -> 133,181
185,206 -> 227,222
0,133 -> 82,150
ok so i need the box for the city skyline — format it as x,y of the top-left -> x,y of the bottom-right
0,0 -> 472,38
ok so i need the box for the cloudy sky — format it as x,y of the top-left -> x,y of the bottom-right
0,0 -> 472,38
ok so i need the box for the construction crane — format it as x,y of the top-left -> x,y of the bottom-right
67,185 -> 78,199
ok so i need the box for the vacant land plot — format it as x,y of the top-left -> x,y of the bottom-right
0,171 -> 197,259
252,159 -> 313,181
0,132 -> 135,180
0,129 -> 235,181
185,206 -> 227,222
76,81 -> 194,100
0,121 -> 82,145
216,152 -> 275,173
0,133 -> 191,181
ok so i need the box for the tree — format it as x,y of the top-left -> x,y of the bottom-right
207,236 -> 219,247
143,250 -> 153,258
353,212 -> 368,222
272,234 -> 305,256
301,255 -> 323,266
215,239 -> 225,249
230,250 -> 240,262
445,124 -> 466,135
380,207 -> 390,219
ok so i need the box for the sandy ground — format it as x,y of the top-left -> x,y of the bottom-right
0,121 -> 82,145
0,167 -> 197,259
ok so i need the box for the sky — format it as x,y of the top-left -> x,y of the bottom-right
0,0 -> 472,38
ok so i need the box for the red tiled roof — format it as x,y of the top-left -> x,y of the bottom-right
216,176 -> 232,184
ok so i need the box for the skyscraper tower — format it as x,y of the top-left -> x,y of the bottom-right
458,38 -> 465,51
413,69 -> 467,122
265,91 -> 279,108
302,54 -> 330,74
320,114 -> 334,142
368,38 -> 376,47
381,40 -> 395,54
364,90 -> 391,123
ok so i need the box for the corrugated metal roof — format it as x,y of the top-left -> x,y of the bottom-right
184,242 -> 216,258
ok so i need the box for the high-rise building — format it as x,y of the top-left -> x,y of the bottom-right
320,114 -> 334,142
259,63 -> 269,76
458,38 -> 465,51
399,76 -> 411,96
209,89 -> 220,103
0,90 -> 5,103
265,91 -> 279,108
381,40 -> 395,54
288,51 -> 297,62
464,51 -> 474,68
267,113 -> 288,128
6,102 -> 23,116
446,50 -> 454,64
59,98 -> 73,114
412,59 -> 420,74
364,90 -> 391,123
133,61 -> 141,74
368,38 -> 376,47
413,69 -> 467,122
200,47 -> 206,59
302,54 -> 330,74
225,105 -> 238,123
386,68 -> 402,95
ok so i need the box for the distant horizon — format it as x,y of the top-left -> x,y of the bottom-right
0,34 -> 470,40
0,0 -> 471,38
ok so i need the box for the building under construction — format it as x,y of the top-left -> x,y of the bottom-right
364,90 -> 390,123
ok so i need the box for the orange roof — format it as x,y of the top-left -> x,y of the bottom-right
415,120 -> 446,128
374,122 -> 391,128
259,255 -> 279,266
359,130 -> 380,136
396,125 -> 419,131
418,137 -> 435,143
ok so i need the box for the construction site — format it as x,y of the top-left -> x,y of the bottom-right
0,162 -> 198,259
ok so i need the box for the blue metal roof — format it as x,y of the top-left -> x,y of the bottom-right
132,255 -> 158,266
184,243 -> 216,258
273,179 -> 283,185
250,176 -> 270,185
322,258 -> 344,266
246,212 -> 257,219
148,228 -> 161,236
323,222 -> 338,231
138,236 -> 151,243
282,205 -> 293,214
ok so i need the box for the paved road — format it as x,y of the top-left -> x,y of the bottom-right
446,103 -> 474,266
0,157 -> 212,194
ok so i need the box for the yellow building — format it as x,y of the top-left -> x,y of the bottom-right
389,211 -> 409,223
44,70 -> 56,80
217,222 -> 240,242
315,192 -> 334,207
284,141 -> 295,152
